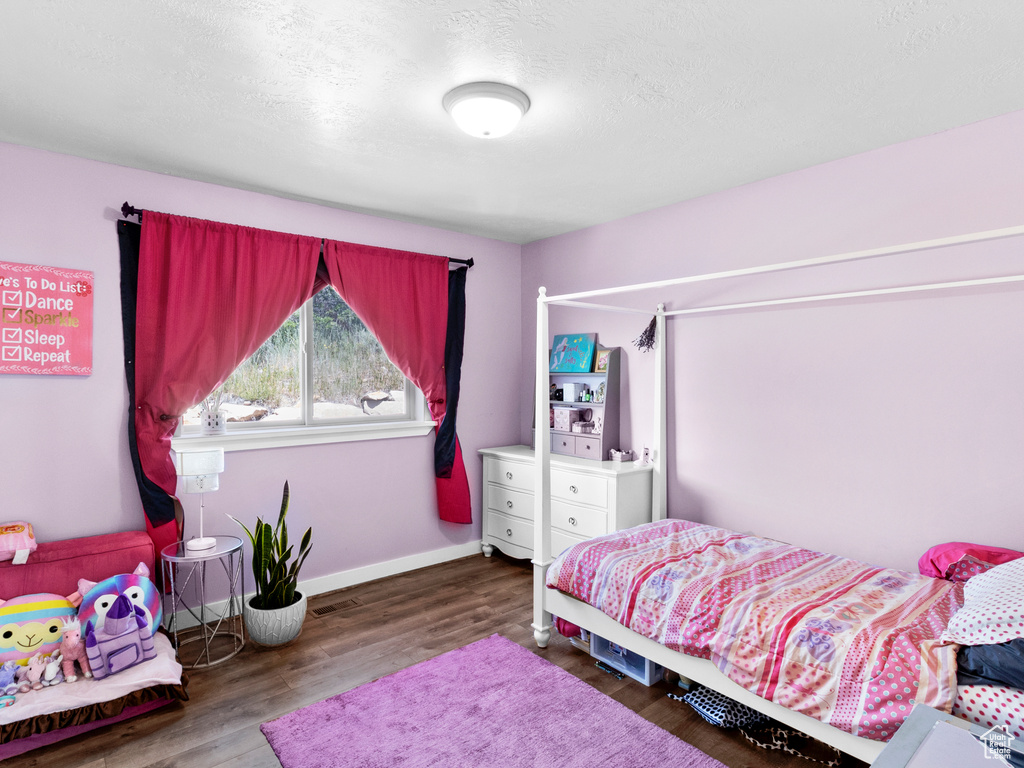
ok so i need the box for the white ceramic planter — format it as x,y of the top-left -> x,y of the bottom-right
244,592 -> 307,646
200,408 -> 227,435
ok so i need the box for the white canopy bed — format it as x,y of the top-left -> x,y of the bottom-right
530,223 -> 1024,764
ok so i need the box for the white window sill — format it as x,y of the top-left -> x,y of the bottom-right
171,420 -> 437,453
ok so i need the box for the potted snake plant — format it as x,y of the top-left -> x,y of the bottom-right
230,481 -> 312,646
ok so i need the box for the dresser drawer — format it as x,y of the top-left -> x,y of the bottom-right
551,469 -> 608,509
551,433 -> 575,456
486,484 -> 533,521
551,500 -> 606,538
551,528 -> 588,558
573,435 -> 602,459
485,457 -> 534,493
488,511 -> 534,551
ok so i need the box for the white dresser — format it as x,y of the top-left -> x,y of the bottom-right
479,445 -> 653,560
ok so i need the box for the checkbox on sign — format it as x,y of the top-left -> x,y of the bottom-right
2,328 -> 21,343
1,290 -> 22,306
2,346 -> 22,362
3,307 -> 22,324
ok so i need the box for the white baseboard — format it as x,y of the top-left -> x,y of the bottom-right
165,540 -> 483,631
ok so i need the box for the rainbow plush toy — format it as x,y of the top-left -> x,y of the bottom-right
0,593 -> 77,665
77,562 -> 162,636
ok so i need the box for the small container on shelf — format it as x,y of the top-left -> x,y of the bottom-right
553,406 -> 581,432
562,382 -> 585,402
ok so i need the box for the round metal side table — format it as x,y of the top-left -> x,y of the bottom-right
161,535 -> 245,669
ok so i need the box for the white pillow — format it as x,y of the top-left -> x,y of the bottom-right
942,558 -> 1024,645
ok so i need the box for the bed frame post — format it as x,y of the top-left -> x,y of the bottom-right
652,304 -> 667,521
532,287 -> 553,647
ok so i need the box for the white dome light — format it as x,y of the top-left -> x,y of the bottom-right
443,82 -> 530,138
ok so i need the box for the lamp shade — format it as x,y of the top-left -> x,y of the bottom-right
443,82 -> 530,138
175,448 -> 224,478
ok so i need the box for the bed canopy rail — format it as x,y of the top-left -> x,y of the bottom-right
665,272 -> 1024,317
540,222 -> 1024,306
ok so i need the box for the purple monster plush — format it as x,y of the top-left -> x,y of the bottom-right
77,562 -> 162,638
84,593 -> 156,680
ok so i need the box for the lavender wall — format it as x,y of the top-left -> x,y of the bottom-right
522,110 -> 1024,572
0,143 -> 522,586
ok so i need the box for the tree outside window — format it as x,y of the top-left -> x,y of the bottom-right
181,287 -> 409,429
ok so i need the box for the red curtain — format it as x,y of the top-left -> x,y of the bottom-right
135,212 -> 321,553
128,213 -> 471,556
324,241 -> 472,523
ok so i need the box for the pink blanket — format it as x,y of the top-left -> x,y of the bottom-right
548,519 -> 964,741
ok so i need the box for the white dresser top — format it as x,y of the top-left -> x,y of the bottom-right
479,444 -> 653,477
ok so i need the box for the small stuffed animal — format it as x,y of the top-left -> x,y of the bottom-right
59,618 -> 92,682
0,660 -> 19,696
16,652 -> 46,692
41,653 -> 63,687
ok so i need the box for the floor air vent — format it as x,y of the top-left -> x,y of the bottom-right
311,597 -> 362,617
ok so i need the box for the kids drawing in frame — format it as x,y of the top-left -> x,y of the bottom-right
549,333 -> 596,373
594,348 -> 611,373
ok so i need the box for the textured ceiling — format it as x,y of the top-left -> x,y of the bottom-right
2,1 -> 1024,244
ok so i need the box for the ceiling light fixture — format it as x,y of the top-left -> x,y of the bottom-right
443,82 -> 530,138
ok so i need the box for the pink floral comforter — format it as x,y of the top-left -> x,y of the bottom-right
547,519 -> 963,741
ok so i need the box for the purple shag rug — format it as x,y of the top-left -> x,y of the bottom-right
260,633 -> 726,768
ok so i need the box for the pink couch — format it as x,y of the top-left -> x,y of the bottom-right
0,531 -> 186,759
0,530 -> 155,600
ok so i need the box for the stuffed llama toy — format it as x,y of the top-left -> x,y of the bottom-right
59,617 -> 92,682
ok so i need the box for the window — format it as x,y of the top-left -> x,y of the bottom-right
173,287 -> 433,451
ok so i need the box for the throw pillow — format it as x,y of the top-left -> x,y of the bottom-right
942,558 -> 1024,645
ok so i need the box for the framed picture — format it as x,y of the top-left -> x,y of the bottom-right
549,333 -> 596,372
594,349 -> 611,373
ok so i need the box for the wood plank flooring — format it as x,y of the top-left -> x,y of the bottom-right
4,552 -> 870,768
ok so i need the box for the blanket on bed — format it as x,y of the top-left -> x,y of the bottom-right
547,519 -> 964,742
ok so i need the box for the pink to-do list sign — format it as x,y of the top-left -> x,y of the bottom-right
0,261 -> 93,376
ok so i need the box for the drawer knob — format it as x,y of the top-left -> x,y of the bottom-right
506,471 -> 513,480
568,516 -> 577,527
569,485 -> 578,494
507,500 -> 514,509
506,528 -> 513,537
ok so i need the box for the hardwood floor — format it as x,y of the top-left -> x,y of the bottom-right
4,553 -> 870,768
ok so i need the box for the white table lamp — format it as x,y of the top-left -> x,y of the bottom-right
175,448 -> 225,552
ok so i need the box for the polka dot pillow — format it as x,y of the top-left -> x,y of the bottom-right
952,685 -> 1024,739
942,558 -> 1024,645
945,554 -> 996,583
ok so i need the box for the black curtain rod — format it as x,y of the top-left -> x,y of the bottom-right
120,202 -> 474,268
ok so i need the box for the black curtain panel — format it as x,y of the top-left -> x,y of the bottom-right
117,220 -> 180,548
435,266 -> 467,478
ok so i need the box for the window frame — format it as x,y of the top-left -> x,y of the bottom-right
171,297 -> 436,454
